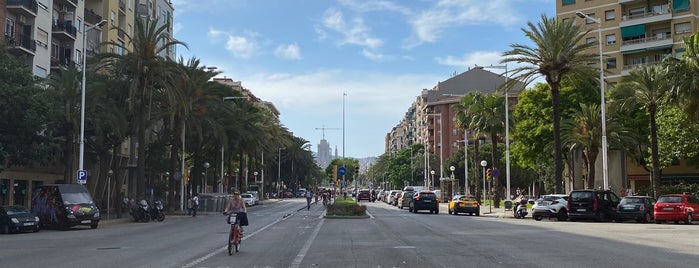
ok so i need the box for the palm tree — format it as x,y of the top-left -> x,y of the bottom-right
561,103 -> 603,189
669,32 -> 699,121
502,14 -> 598,193
616,65 -> 671,197
98,17 -> 186,199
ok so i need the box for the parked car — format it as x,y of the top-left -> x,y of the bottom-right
615,196 -> 656,223
0,205 -> 40,234
448,195 -> 479,216
531,194 -> 569,221
357,189 -> 371,201
654,194 -> 699,224
386,190 -> 401,204
392,191 -> 403,206
408,191 -> 439,214
241,193 -> 256,206
397,192 -> 414,209
567,189 -> 620,222
377,190 -> 387,202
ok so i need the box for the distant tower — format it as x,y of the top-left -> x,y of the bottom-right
316,138 -> 332,168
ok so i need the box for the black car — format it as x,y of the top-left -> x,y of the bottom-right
567,189 -> 620,222
1,205 -> 40,233
615,196 -> 656,223
408,191 -> 439,214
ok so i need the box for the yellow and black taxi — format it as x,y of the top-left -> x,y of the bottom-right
448,195 -> 480,216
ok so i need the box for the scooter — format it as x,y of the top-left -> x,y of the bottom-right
149,200 -> 166,222
514,201 -> 528,219
130,199 -> 150,222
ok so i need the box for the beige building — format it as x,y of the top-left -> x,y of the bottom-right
557,0 -> 699,192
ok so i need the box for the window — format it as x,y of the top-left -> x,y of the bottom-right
652,3 -> 669,14
672,0 -> 690,12
605,34 -> 616,45
586,37 -> 596,44
562,0 -> 575,5
111,11 -> 116,26
675,22 -> 691,34
675,48 -> 686,58
605,10 -> 615,21
76,49 -> 82,66
585,13 -> 596,24
628,7 -> 645,19
606,58 -> 617,69
77,18 -> 82,32
5,18 -> 14,37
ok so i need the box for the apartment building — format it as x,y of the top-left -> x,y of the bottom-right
557,0 -> 699,191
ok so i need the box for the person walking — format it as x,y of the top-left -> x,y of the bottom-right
191,193 -> 200,217
305,190 -> 312,210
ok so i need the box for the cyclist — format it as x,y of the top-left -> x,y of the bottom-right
224,192 -> 247,232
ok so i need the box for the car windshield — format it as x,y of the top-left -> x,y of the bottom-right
542,196 -> 563,201
4,206 -> 29,215
242,194 -> 252,198
657,196 -> 682,203
459,196 -> 475,201
61,192 -> 95,205
620,198 -> 643,204
571,192 -> 594,202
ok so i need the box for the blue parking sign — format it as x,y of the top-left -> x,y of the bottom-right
77,170 -> 87,184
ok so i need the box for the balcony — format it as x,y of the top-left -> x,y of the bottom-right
620,9 -> 671,27
119,0 -> 126,14
54,0 -> 78,9
52,20 -> 77,41
620,33 -> 673,53
50,56 -> 76,70
5,33 -> 37,56
84,9 -> 104,26
621,59 -> 663,76
7,0 -> 38,17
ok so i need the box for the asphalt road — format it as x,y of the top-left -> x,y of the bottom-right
1,198 -> 698,268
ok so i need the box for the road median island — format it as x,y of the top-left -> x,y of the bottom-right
323,198 -> 369,219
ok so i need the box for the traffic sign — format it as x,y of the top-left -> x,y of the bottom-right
77,170 -> 87,184
492,169 -> 500,177
338,166 -> 346,176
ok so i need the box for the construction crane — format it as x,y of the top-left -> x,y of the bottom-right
315,126 -> 341,140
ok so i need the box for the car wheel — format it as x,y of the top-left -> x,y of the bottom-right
557,209 -> 568,221
614,218 -> 622,223
685,213 -> 693,225
448,208 -> 452,215
1,224 -> 8,234
435,209 -> 439,214
91,223 -> 99,229
534,215 -> 543,221
453,210 -> 458,215
475,211 -> 480,216
655,220 -> 662,224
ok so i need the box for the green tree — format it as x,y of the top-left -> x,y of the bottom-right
616,66 -> 672,197
655,106 -> 699,168
502,14 -> 598,193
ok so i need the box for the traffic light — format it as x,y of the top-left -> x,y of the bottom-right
354,166 -> 360,174
486,168 -> 492,178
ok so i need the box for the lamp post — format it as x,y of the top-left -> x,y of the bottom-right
430,170 -> 435,191
480,160 -> 487,204
576,11 -> 608,190
203,162 -> 210,193
107,169 -> 113,220
78,19 -> 107,182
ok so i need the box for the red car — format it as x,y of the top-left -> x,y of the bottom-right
357,189 -> 371,201
653,194 -> 699,224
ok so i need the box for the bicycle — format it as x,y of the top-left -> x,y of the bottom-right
225,212 -> 242,255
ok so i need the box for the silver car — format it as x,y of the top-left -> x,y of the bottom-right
241,193 -> 256,206
531,194 -> 569,221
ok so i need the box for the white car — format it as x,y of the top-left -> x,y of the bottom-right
531,194 -> 569,221
241,193 -> 256,206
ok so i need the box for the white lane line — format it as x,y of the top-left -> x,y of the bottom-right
289,218 -> 324,268
181,215 -> 289,268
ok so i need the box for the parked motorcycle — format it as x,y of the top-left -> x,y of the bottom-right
514,200 -> 528,219
149,200 -> 166,222
130,199 -> 150,222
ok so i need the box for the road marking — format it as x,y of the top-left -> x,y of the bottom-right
289,218 -> 324,268
181,215 -> 289,268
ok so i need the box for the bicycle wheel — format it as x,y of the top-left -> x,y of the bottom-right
228,226 -> 234,255
233,226 -> 241,252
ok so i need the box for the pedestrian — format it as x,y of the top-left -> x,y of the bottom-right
305,190 -> 312,210
192,193 -> 199,217
187,196 -> 193,215
619,188 -> 627,198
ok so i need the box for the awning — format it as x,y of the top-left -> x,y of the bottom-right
647,45 -> 672,51
621,49 -> 645,55
621,24 -> 646,38
673,0 -> 690,12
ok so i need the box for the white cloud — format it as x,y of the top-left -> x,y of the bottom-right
275,43 -> 302,60
408,0 -> 521,47
361,49 -> 388,62
207,28 -> 258,59
318,8 -> 383,50
338,0 -> 412,15
435,51 -> 503,68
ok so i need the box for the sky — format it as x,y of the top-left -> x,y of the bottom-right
170,0 -> 556,159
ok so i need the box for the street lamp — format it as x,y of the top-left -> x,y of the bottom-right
203,162 -> 210,193
107,169 -> 113,220
78,19 -> 107,182
278,148 -> 284,198
480,160 -> 487,203
576,11 -> 608,190
430,170 -> 435,190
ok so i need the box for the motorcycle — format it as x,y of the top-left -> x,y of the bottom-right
149,200 -> 166,222
130,199 -> 150,222
514,201 -> 528,219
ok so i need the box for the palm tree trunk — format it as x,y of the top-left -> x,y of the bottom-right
474,138 -> 481,203
551,84 -> 564,194
583,147 -> 598,189
490,134 -> 500,208
649,107 -> 661,197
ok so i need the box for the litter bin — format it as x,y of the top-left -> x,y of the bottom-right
504,200 -> 513,211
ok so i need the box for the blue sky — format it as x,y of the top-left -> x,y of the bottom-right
171,0 -> 555,159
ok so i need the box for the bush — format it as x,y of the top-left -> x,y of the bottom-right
326,199 -> 367,216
